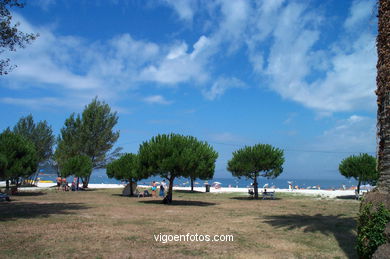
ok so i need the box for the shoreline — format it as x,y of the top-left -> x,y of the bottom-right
31,182 -> 356,198
0,182 -> 357,199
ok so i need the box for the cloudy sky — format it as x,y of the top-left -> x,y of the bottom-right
0,0 -> 378,180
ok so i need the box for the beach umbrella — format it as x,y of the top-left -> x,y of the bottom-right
212,182 -> 221,189
212,182 -> 221,187
263,183 -> 269,188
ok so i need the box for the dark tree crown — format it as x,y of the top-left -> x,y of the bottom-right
227,144 -> 284,180
0,0 -> 38,75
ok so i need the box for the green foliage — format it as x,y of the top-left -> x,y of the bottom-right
0,153 -> 7,172
138,133 -> 218,202
227,144 -> 284,199
107,153 -> 142,196
227,144 -> 284,180
0,0 -> 38,75
13,114 -> 55,163
106,153 -> 141,181
357,203 -> 390,258
54,113 -> 82,167
61,155 -> 92,178
0,131 -> 37,180
79,97 -> 121,168
187,138 -> 218,182
339,154 -> 378,192
55,98 -> 120,187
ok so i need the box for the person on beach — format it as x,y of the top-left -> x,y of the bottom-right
151,181 -> 157,197
159,180 -> 166,197
56,176 -> 62,191
61,177 -> 68,191
71,177 -> 78,191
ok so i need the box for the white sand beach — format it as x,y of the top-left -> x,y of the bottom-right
167,186 -> 356,199
0,181 -> 356,198
17,182 -> 356,199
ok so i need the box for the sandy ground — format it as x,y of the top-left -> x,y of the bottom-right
14,182 -> 356,199
0,181 -> 356,198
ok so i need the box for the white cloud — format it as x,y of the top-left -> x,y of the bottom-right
316,115 -> 376,152
143,95 -> 172,105
344,0 -> 374,29
166,42 -> 188,60
139,36 -> 211,84
247,0 -> 377,113
164,0 -> 376,111
215,0 -> 250,49
1,0 -> 379,112
1,16 -> 169,109
163,0 -> 197,22
202,77 -> 246,100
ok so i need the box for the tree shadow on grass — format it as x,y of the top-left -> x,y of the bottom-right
230,196 -> 281,201
174,190 -> 204,194
78,188 -> 99,192
13,191 -> 47,197
0,202 -> 90,221
138,199 -> 216,206
263,214 -> 357,258
336,195 -> 357,200
111,194 -> 139,198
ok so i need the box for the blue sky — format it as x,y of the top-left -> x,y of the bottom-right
0,0 -> 378,180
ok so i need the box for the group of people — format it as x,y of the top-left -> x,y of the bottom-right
150,180 -> 167,198
56,176 -> 80,192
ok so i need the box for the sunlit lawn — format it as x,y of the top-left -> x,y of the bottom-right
0,188 -> 359,258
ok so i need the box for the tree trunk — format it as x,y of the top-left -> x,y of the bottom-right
376,0 -> 390,194
76,177 -> 79,191
82,175 -> 90,188
129,179 -> 134,196
191,178 -> 194,192
357,179 -> 361,195
253,176 -> 259,199
166,177 -> 175,204
28,168 -> 39,186
6,179 -> 9,191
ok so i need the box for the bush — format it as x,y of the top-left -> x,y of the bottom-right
357,202 -> 390,258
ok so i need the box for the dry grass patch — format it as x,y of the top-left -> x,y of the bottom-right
0,189 -> 359,258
